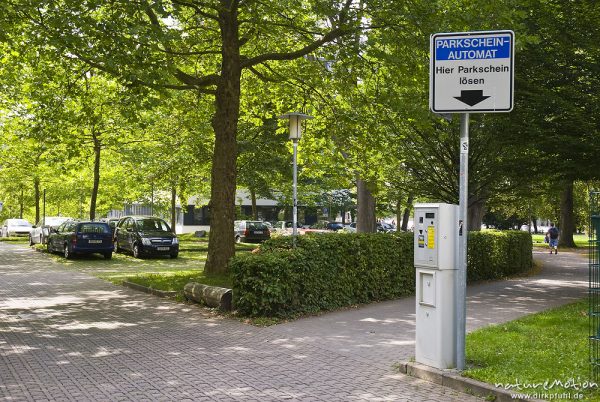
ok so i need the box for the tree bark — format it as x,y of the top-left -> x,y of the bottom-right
356,178 -> 376,232
204,4 -> 241,275
171,186 -> 177,234
467,198 -> 485,231
532,218 -> 538,234
89,135 -> 101,220
395,198 -> 402,230
401,194 -> 414,232
34,177 -> 40,225
559,180 -> 576,247
250,187 -> 257,220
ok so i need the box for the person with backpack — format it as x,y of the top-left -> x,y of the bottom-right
546,223 -> 559,254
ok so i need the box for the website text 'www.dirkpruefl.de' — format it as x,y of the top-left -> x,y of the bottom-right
495,378 -> 597,400
510,391 -> 584,400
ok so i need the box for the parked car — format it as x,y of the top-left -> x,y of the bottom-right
234,220 -> 270,243
100,218 -> 120,236
1,219 -> 33,237
114,216 -> 179,259
47,220 -> 113,259
29,216 -> 73,246
326,222 -> 345,231
379,222 -> 396,232
344,222 -> 357,232
271,221 -> 302,234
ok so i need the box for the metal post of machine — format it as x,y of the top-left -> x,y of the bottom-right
456,112 -> 469,370
292,139 -> 298,245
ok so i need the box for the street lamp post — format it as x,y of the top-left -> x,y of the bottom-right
278,112 -> 313,245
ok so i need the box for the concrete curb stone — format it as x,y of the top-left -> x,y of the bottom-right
122,280 -> 178,298
397,361 -> 545,402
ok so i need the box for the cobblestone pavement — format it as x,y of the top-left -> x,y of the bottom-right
0,243 -> 587,401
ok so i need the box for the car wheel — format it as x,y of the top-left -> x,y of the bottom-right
29,235 -> 34,247
63,244 -> 73,259
104,252 -> 112,260
132,243 -> 141,259
235,236 -> 241,244
170,253 -> 178,259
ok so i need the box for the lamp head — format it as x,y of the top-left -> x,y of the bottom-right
278,112 -> 314,141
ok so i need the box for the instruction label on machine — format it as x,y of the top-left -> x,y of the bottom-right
427,226 -> 435,249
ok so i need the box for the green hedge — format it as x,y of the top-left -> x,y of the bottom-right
230,230 -> 532,317
467,230 -> 532,281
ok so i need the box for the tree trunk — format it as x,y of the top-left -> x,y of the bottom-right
19,186 -> 24,219
250,187 -> 257,220
401,194 -> 414,232
34,177 -> 40,225
204,5 -> 241,275
356,178 -> 376,232
171,186 -> 177,234
532,218 -> 538,234
467,198 -> 485,231
395,198 -> 402,230
89,136 -> 101,220
559,180 -> 576,248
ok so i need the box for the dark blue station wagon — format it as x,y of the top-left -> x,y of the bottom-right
47,221 -> 114,259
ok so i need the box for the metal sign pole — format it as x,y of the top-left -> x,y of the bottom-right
292,139 -> 298,245
456,112 -> 469,370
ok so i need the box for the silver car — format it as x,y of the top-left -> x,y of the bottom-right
1,219 -> 33,237
29,216 -> 73,245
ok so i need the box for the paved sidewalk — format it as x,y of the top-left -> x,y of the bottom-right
0,243 -> 588,401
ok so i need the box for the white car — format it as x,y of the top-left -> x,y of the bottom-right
1,218 -> 33,237
29,216 -> 73,245
344,222 -> 357,232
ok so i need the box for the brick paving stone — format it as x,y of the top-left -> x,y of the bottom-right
0,243 -> 587,401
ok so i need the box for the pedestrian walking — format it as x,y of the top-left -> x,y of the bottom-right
546,223 -> 559,254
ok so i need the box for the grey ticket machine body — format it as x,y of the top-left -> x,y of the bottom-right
414,203 -> 458,369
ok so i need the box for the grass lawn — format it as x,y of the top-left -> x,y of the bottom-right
465,299 -> 599,400
0,236 -> 29,243
532,233 -> 589,248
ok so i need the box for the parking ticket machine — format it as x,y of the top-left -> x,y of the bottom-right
414,203 -> 458,369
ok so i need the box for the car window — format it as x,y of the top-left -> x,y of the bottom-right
136,218 -> 170,232
9,219 -> 31,227
45,217 -> 67,226
247,221 -> 267,230
78,223 -> 109,234
59,222 -> 74,232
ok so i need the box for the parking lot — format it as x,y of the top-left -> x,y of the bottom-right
0,242 -> 589,401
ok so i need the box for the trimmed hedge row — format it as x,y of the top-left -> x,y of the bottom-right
230,230 -> 532,317
467,230 -> 532,281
